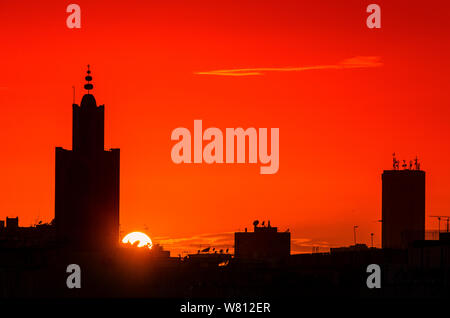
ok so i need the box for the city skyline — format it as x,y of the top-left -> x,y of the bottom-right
1,0 -> 450,256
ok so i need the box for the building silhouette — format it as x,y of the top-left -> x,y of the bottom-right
234,221 -> 290,259
55,66 -> 120,250
5,216 -> 18,229
382,168 -> 425,249
0,217 -> 55,248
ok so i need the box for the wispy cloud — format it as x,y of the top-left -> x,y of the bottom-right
154,232 -> 235,256
291,238 -> 330,254
195,56 -> 382,76
154,232 -> 331,256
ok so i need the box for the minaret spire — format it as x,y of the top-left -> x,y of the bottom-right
84,64 -> 93,94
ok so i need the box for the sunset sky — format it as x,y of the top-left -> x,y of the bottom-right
1,0 -> 450,255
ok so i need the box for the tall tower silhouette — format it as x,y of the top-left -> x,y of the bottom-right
55,66 -> 120,249
382,169 -> 425,249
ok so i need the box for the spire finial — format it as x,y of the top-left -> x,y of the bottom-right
84,64 -> 93,94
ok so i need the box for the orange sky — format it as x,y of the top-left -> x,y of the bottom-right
1,0 -> 450,255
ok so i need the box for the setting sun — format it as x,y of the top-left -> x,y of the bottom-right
122,232 -> 153,249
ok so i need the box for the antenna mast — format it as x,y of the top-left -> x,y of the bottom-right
430,215 -> 450,233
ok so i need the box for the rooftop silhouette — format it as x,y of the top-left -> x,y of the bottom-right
0,71 -> 449,301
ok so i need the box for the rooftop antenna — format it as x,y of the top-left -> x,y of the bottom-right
416,156 -> 421,170
353,225 -> 358,245
370,233 -> 374,248
402,160 -> 407,170
392,153 -> 399,170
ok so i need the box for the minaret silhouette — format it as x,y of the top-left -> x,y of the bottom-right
72,66 -> 104,155
55,66 -> 120,250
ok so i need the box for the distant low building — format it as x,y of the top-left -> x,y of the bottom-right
234,221 -> 290,260
186,252 -> 232,268
150,244 -> 171,258
330,244 -> 370,253
6,217 -> 18,229
120,242 -> 172,260
409,232 -> 450,268
0,217 -> 55,248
